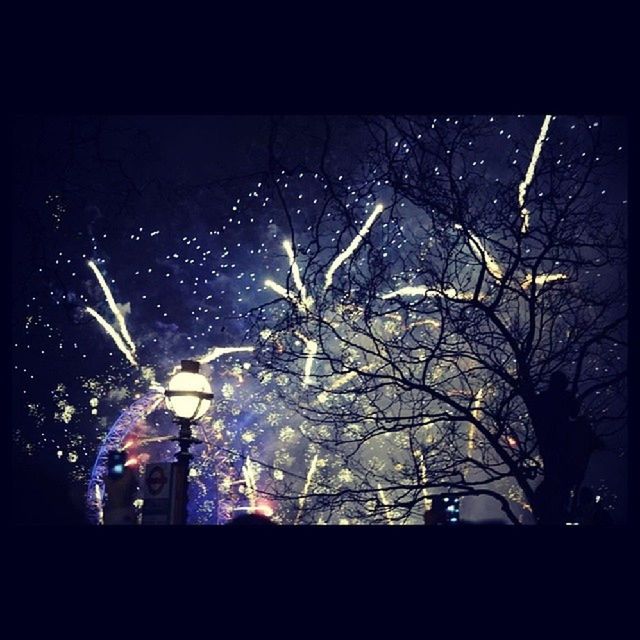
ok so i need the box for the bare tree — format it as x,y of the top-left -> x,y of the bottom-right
250,115 -> 627,525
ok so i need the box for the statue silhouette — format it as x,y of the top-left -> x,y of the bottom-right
531,372 -> 579,524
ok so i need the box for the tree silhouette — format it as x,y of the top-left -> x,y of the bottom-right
250,115 -> 627,525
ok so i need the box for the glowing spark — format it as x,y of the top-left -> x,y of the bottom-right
255,502 -> 274,518
87,260 -> 136,355
85,307 -> 138,366
377,483 -> 394,525
519,115 -> 553,233
324,203 -> 385,291
415,448 -> 429,511
521,273 -> 568,289
283,240 -> 313,309
295,453 -> 319,524
295,332 -> 318,385
124,457 -> 138,467
233,504 -> 274,518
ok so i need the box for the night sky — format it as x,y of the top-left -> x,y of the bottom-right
10,115 -> 628,525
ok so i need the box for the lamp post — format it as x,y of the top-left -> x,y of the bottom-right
164,360 -> 213,525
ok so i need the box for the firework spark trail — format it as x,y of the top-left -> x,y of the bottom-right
381,285 -> 430,299
268,206 -> 386,388
283,240 -> 313,309
317,370 -> 358,403
295,332 -> 318,385
295,453 -> 319,524
377,483 -> 394,525
381,286 -> 458,300
467,231 -> 505,280
519,115 -> 553,234
95,484 -> 104,525
197,346 -> 255,364
136,435 -> 176,445
85,306 -> 138,366
467,388 -> 484,457
323,203 -> 385,291
242,457 -> 258,509
415,447 -> 429,512
521,273 -> 568,289
407,318 -> 441,330
264,279 -> 309,313
316,362 -> 380,403
381,285 -> 477,301
87,260 -> 136,355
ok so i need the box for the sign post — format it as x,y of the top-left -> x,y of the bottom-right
141,463 -> 175,525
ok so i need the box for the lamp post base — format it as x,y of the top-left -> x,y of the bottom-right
171,419 -> 202,525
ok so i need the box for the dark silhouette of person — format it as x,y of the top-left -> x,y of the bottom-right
423,497 -> 447,525
566,414 -> 606,514
12,453 -> 88,525
423,495 -> 459,525
572,487 -> 613,526
531,371 -> 579,524
225,513 -> 277,526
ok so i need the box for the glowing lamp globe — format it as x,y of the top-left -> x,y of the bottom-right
165,360 -> 213,421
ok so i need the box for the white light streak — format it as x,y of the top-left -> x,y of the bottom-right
381,286 -> 434,300
264,279 -> 309,312
318,370 -> 357,402
467,231 -> 504,280
382,285 -> 477,301
377,483 -> 394,525
87,261 -> 136,355
85,307 -> 138,366
467,388 -> 484,456
519,115 -> 553,233
295,332 -> 318,385
197,345 -> 255,364
316,364 -> 378,403
295,453 -> 319,524
95,484 -> 104,525
521,273 -> 568,290
242,457 -> 258,509
415,448 -> 429,512
324,203 -> 385,291
406,318 -> 442,330
283,240 -> 313,309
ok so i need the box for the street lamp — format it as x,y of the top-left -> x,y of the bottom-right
165,359 -> 213,524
